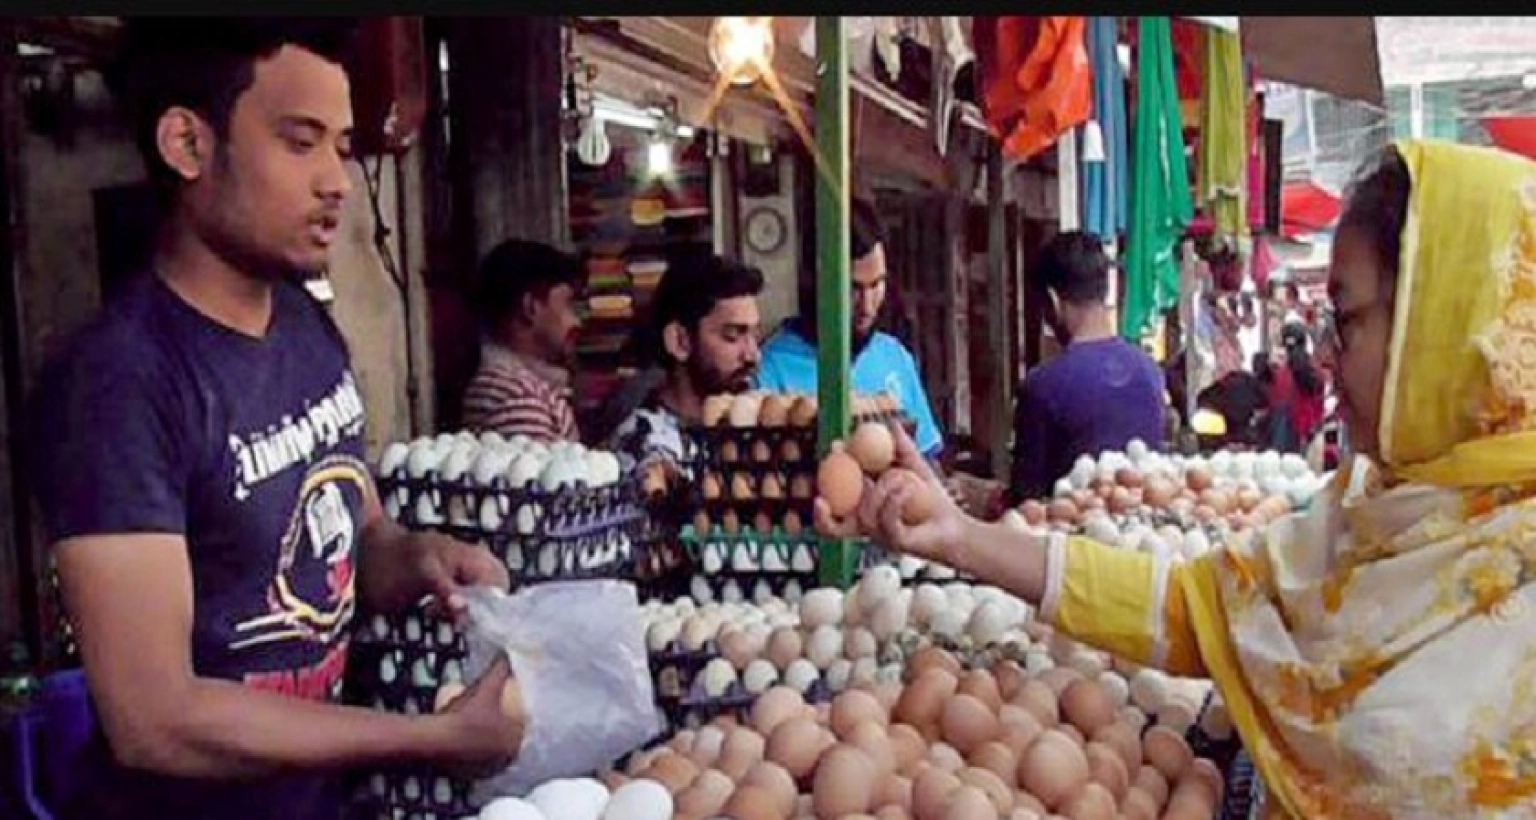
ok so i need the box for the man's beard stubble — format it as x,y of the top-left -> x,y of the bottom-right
689,356 -> 756,395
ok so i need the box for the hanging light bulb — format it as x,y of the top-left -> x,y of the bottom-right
709,16 -> 776,86
647,138 -> 674,177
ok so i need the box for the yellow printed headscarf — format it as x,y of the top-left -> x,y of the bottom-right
1383,140 -> 1536,487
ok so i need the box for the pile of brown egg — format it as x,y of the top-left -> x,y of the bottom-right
607,646 -> 1222,820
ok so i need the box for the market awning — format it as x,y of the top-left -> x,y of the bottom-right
1281,181 -> 1341,239
1483,116 -> 1536,161
1239,17 -> 1384,106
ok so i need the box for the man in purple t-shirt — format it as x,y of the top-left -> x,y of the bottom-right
1011,232 -> 1166,503
28,19 -> 523,820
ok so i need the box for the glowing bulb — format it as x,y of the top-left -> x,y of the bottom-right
647,140 -> 674,177
709,16 -> 775,86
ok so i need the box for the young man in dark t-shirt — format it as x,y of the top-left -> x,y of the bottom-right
28,19 -> 523,820
1011,232 -> 1166,503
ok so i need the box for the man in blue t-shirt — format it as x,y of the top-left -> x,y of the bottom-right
757,198 -> 944,460
28,19 -> 522,820
1011,231 -> 1167,503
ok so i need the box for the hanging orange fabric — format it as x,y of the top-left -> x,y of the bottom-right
974,16 -> 1093,162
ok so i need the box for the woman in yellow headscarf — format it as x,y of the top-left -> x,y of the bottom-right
818,140 -> 1536,819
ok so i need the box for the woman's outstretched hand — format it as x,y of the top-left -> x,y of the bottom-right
814,422 -> 971,568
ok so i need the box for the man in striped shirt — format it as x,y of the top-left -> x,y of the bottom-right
461,239 -> 585,441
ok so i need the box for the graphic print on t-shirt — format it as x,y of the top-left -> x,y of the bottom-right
223,372 -> 369,698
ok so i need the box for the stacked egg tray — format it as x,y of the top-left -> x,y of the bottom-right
685,410 -> 913,514
647,640 -> 840,734
377,470 -> 649,584
342,605 -> 474,820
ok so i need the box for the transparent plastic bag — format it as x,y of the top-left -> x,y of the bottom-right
460,580 -> 661,801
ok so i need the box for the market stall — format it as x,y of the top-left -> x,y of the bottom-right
4,16 -> 1388,820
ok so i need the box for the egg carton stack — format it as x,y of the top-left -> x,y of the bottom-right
376,432 -> 646,584
344,605 -> 474,819
683,391 -> 911,598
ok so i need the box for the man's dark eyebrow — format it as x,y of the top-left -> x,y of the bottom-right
278,115 -> 353,139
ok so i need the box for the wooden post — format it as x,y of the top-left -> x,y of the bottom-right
0,17 -> 39,661
984,144 -> 1011,479
813,16 -> 855,589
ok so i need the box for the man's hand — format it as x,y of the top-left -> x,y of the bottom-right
407,532 -> 510,625
436,657 -> 526,778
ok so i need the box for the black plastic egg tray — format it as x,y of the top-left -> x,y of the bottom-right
686,408 -> 913,466
343,606 -> 473,819
378,471 -> 649,585
684,529 -> 818,573
346,769 -> 471,820
668,663 -> 838,732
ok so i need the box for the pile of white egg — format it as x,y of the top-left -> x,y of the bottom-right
641,567 -> 1218,738
472,777 -> 672,820
377,431 -> 624,530
1051,441 -> 1323,511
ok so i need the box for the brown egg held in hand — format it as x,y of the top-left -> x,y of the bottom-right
819,449 -> 866,518
847,422 -> 897,474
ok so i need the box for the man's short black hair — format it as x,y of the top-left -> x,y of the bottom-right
104,17 -> 360,194
474,240 -> 585,332
644,246 -> 764,366
1038,230 -> 1111,305
851,196 -> 885,261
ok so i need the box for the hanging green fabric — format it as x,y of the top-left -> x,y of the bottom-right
1123,16 -> 1194,342
1199,27 -> 1247,241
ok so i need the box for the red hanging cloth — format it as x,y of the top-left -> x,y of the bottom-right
974,16 -> 1093,162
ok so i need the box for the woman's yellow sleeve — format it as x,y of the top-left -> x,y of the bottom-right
1039,535 -> 1208,678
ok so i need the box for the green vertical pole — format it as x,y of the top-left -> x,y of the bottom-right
814,16 -> 855,589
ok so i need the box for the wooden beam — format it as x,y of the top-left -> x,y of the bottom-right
16,16 -> 122,61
